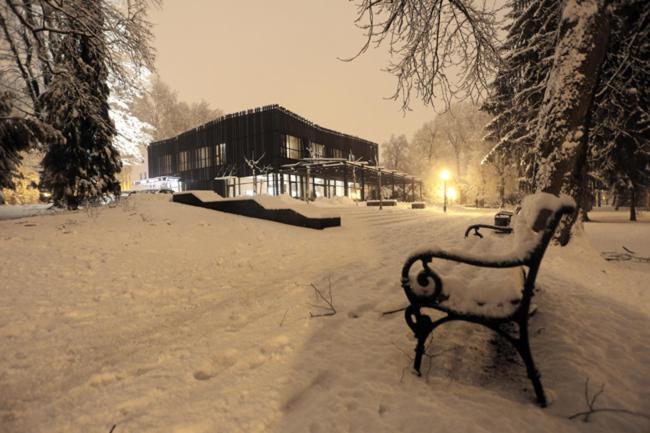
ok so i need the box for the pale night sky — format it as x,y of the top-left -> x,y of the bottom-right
149,1 -> 436,145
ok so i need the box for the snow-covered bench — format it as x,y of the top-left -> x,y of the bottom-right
400,192 -> 575,407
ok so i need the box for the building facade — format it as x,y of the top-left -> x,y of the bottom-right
148,105 -> 422,201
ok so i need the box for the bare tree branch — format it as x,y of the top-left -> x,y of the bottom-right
344,0 -> 502,111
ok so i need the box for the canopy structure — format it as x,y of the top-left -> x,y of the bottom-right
278,158 -> 423,202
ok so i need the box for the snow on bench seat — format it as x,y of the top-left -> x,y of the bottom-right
412,235 -> 525,318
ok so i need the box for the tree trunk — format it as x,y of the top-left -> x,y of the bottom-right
630,186 -> 637,221
496,160 -> 506,207
534,0 -> 610,245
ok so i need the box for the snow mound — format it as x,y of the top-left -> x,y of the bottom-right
312,196 -> 357,208
180,190 -> 224,202
252,195 -> 339,219
177,191 -> 340,219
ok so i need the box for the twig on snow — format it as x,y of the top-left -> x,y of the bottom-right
382,306 -> 407,316
279,308 -> 289,327
309,277 -> 336,318
568,377 -> 650,422
622,245 -> 636,254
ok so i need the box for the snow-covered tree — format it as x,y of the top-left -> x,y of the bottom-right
407,120 -> 444,184
381,134 -> 410,172
109,67 -> 153,166
482,0 -> 562,191
588,0 -> 649,222
403,103 -> 493,203
40,1 -> 121,209
0,0 -> 157,205
131,76 -> 223,142
531,0 -> 610,243
481,0 -> 647,241
0,90 -> 58,193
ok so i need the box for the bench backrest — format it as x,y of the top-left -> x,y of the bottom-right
513,193 -> 576,293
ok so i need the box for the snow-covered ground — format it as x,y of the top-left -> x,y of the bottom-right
0,204 -> 55,221
583,208 -> 650,273
0,196 -> 648,433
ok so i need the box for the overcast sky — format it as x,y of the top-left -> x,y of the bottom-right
149,1 -> 437,145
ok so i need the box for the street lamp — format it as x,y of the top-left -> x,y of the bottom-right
378,167 -> 383,210
440,169 -> 450,213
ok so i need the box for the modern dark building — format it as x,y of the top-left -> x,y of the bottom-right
148,104 -> 422,201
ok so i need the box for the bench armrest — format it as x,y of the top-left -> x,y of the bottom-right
401,249 -> 527,306
464,224 -> 513,238
406,248 -> 526,269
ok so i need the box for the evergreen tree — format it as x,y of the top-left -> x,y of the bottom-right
1,0 -> 156,203
41,0 -> 121,209
482,0 -> 562,191
1,92 -> 47,194
588,0 -> 650,221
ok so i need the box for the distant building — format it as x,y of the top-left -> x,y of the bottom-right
148,104 -> 422,201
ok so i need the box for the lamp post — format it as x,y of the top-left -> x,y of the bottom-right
378,167 -> 383,210
440,169 -> 450,213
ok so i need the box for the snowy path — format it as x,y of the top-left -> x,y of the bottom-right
0,196 -> 648,433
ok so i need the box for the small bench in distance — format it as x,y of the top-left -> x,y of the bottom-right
367,199 -> 397,207
411,201 -> 426,209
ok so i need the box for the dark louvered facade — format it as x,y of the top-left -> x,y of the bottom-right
148,104 -> 422,200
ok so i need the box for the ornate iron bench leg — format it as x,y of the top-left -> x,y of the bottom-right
413,332 -> 428,374
405,306 -> 432,375
515,323 -> 548,407
405,306 -> 454,376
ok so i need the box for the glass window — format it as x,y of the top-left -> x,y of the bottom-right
214,143 -> 226,165
159,154 -> 172,174
283,135 -> 302,159
308,142 -> 325,158
332,148 -> 344,159
178,151 -> 189,171
197,146 -> 210,168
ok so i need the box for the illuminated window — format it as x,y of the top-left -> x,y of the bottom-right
178,151 -> 189,171
282,135 -> 302,159
309,142 -> 325,158
214,143 -> 226,165
197,146 -> 210,168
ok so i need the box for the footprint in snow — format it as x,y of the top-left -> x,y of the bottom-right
193,370 -> 214,381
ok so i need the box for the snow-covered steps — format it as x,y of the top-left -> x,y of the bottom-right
172,191 -> 341,229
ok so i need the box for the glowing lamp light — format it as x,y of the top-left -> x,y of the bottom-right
447,187 -> 457,201
440,169 -> 451,213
